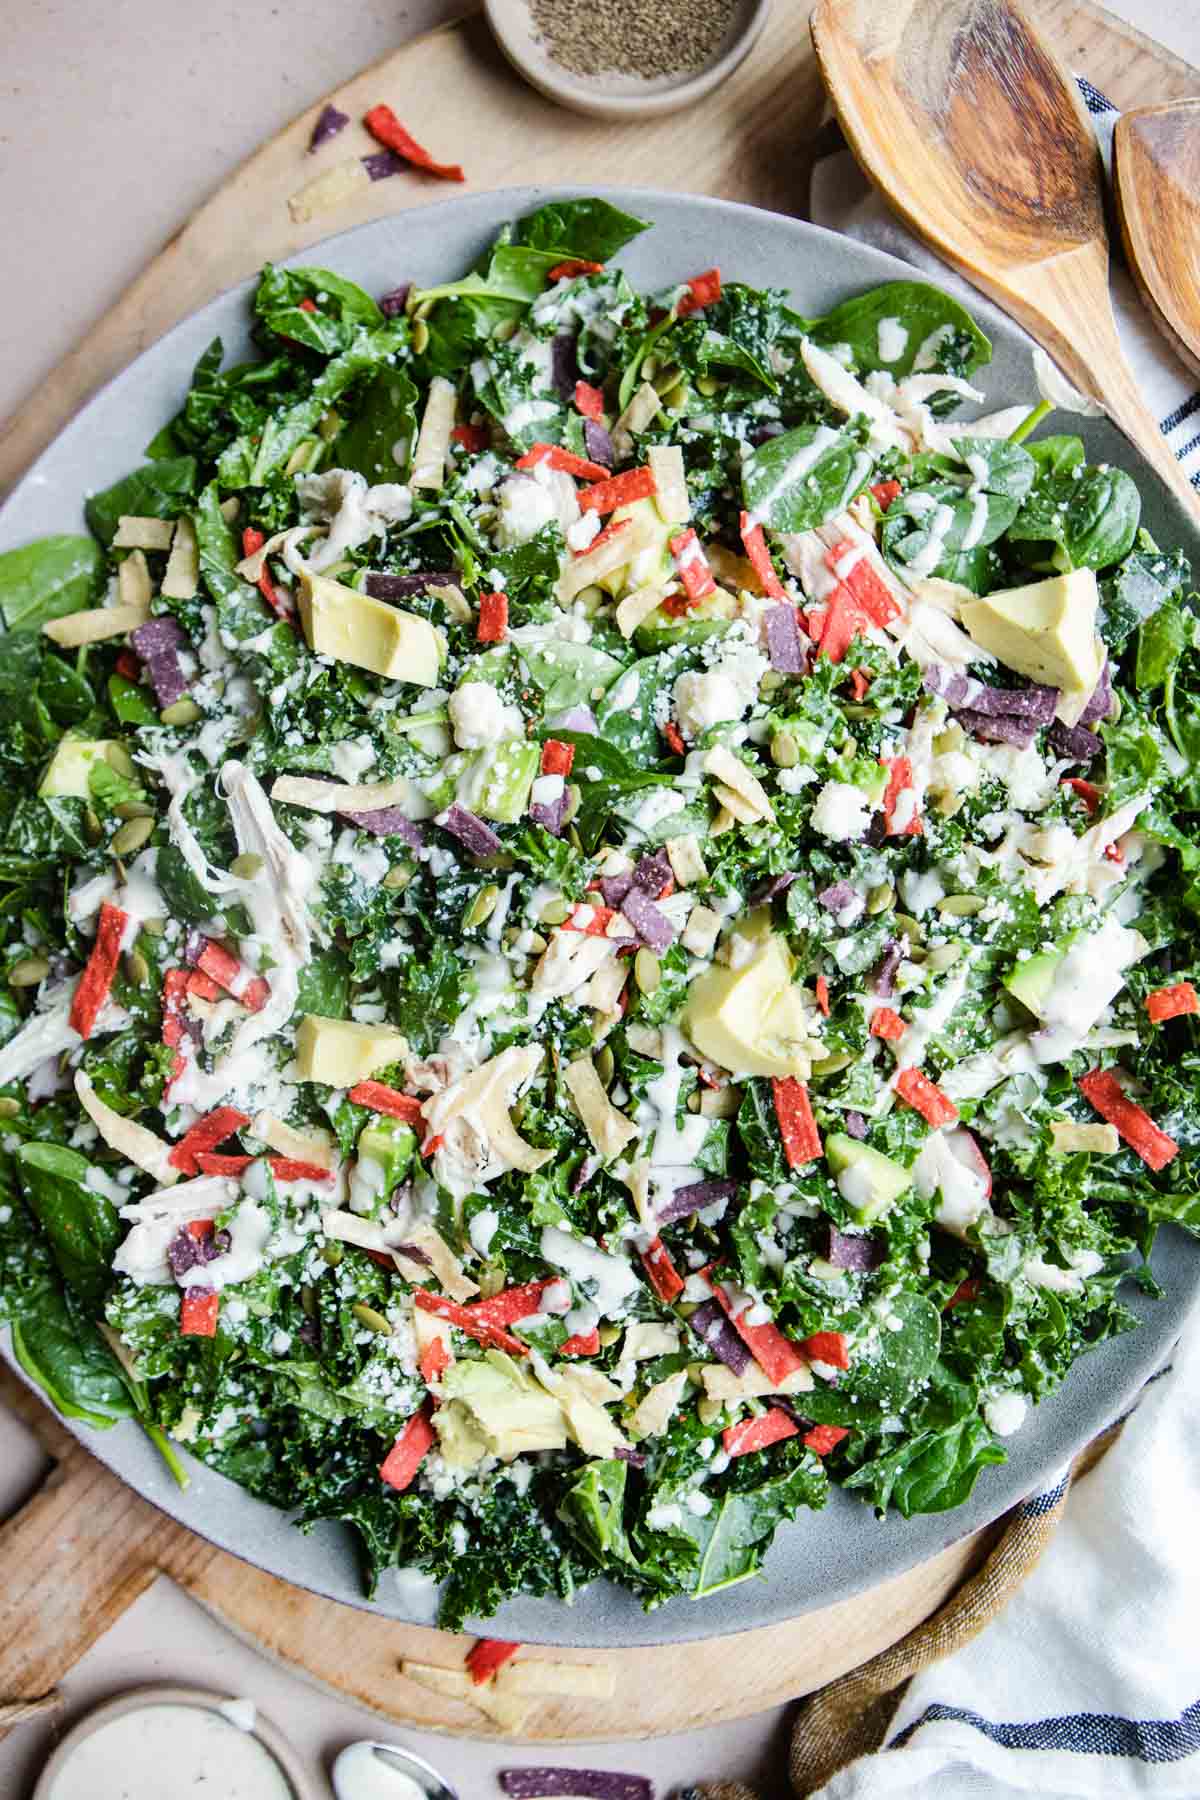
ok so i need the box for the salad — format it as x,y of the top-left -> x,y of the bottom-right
1,196 -> 1197,1631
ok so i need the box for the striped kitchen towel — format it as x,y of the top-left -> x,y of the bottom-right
808,79 -> 1200,490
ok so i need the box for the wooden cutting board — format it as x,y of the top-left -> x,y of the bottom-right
0,0 -> 1193,1747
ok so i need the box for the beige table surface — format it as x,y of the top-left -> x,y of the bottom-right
2,3 -> 1199,1796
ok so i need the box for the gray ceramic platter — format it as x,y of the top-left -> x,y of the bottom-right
3,188 -> 1199,1648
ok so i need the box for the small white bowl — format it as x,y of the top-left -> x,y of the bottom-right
484,0 -> 772,121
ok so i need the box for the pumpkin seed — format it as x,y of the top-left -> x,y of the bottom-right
464,884 -> 500,929
700,1084 -> 740,1118
574,583 -> 607,616
937,791 -> 967,819
892,913 -> 924,942
664,381 -> 689,412
490,315 -> 517,343
597,1324 -> 621,1348
125,950 -> 151,988
686,1090 -> 702,1113
352,1303 -> 392,1336
563,782 -> 582,824
9,956 -> 49,988
114,800 -> 155,821
640,354 -> 659,381
140,917 -> 165,937
634,948 -> 661,994
111,816 -> 155,857
594,1044 -> 615,1088
160,699 -> 201,727
539,897 -> 572,927
812,1050 -> 854,1077
938,893 -> 985,917
231,852 -> 264,879
322,1242 -> 344,1267
695,373 -> 721,396
300,1283 -> 318,1319
926,942 -> 964,972
698,1396 -> 724,1427
568,825 -> 584,852
318,409 -> 342,441
84,809 -> 102,845
0,1097 -> 20,1119
478,1262 -> 507,1300
411,317 -> 430,355
414,297 -> 434,321
770,729 -> 799,768
760,670 -> 786,695
867,881 -> 895,916
652,363 -> 682,395
383,864 -> 413,890
284,441 -> 318,477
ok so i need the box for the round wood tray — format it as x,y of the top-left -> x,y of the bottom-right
0,0 -> 1193,1746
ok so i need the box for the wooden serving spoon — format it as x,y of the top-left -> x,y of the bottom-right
810,0 -> 1200,521
1115,98 -> 1200,381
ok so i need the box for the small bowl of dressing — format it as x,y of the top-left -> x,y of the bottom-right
33,1686 -> 315,1800
484,0 -> 772,121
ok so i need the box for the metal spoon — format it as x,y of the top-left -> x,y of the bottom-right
810,0 -> 1200,523
332,1740 -> 460,1800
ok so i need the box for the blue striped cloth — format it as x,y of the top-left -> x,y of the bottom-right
810,79 -> 1200,492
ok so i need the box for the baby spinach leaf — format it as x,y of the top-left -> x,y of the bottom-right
514,198 -> 650,261
11,1288 -> 135,1428
805,281 -> 990,385
255,263 -> 384,356
844,1412 -> 1004,1514
557,1456 -> 639,1568
17,1143 -> 122,1312
336,367 -> 418,484
1101,543 -> 1192,652
85,457 -> 198,548
949,437 -> 1036,503
740,423 -> 872,533
1009,464 -> 1141,571
1025,434 -> 1085,477
1135,599 -> 1191,691
519,639 -> 625,712
681,1454 -> 828,1596
848,1291 -> 941,1410
0,536 -> 102,630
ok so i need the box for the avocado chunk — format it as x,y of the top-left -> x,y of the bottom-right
826,1132 -> 912,1222
349,1117 -> 417,1217
435,1353 -> 567,1464
295,1015 -> 409,1086
297,570 -> 442,685
39,738 -> 135,800
1007,918 -> 1147,1063
960,569 -> 1103,724
456,738 -> 541,825
685,916 -> 824,1079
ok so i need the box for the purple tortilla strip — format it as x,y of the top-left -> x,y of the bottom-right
550,332 -> 580,400
956,708 -> 1038,749
362,149 -> 406,182
1047,720 -> 1102,763
824,1223 -> 885,1271
599,872 -> 634,908
958,681 -> 1058,724
308,103 -> 349,151
364,570 -> 461,601
765,1394 -> 815,1429
633,849 -> 673,894
131,616 -> 190,706
873,939 -> 903,997
529,792 -> 568,836
168,1226 -> 231,1279
583,419 -> 615,468
620,885 -> 674,951
613,1446 -> 648,1468
844,1110 -> 868,1140
500,1770 -> 652,1800
766,603 -> 808,674
340,807 -> 424,847
439,804 -> 502,858
378,284 -> 411,318
923,665 -> 980,708
687,1298 -> 751,1375
750,871 -> 800,905
391,1242 -> 432,1267
1079,658 -> 1114,725
818,880 -> 857,914
656,1177 -> 739,1225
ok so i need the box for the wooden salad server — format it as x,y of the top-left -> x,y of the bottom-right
810,0 -> 1200,522
1115,98 -> 1200,381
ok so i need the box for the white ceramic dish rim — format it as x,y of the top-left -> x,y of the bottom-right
2,186 -> 1199,1649
30,1685 -> 316,1800
482,0 -> 772,119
